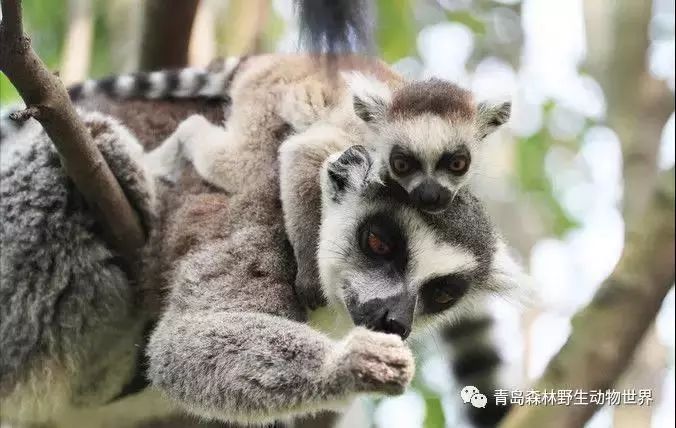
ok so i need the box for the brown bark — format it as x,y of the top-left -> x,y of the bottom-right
139,0 -> 200,70
585,0 -> 675,222
0,0 -> 145,258
500,168 -> 675,428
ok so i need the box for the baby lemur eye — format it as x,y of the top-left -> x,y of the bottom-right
448,154 -> 470,175
437,147 -> 471,176
389,146 -> 420,176
392,156 -> 412,175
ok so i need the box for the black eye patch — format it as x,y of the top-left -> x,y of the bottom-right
419,273 -> 470,314
389,145 -> 421,176
436,145 -> 471,176
357,213 -> 408,272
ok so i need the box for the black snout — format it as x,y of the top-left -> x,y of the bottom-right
381,310 -> 412,339
350,293 -> 417,339
411,179 -> 452,213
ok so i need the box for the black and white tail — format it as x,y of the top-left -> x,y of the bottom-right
443,311 -> 513,427
0,57 -> 243,143
67,56 -> 242,101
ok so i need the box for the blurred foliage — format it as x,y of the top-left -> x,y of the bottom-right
90,3 -> 112,78
516,130 -> 579,236
1,0 -> 67,104
445,10 -> 486,35
376,0 -> 417,62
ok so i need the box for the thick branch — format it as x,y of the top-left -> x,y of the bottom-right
585,0 -> 674,221
0,0 -> 145,257
139,0 -> 199,70
500,168 -> 675,428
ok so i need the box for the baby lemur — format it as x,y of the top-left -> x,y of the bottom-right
142,54 -> 512,310
56,55 -> 510,214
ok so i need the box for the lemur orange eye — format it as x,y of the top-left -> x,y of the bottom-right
448,155 -> 469,175
434,290 -> 454,304
367,232 -> 391,256
392,157 -> 411,174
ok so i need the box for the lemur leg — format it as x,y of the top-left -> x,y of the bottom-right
145,114 -> 242,191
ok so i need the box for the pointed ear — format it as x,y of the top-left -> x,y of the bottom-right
341,72 -> 392,124
321,145 -> 374,202
477,101 -> 511,139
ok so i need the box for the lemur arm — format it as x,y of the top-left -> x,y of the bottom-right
147,235 -> 413,425
278,122 -> 364,310
146,146 -> 413,425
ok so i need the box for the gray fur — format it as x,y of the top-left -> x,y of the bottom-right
0,112 -> 154,422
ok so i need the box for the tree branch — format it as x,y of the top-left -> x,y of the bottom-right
500,168 -> 675,428
585,0 -> 674,222
139,0 -> 200,70
0,0 -> 145,258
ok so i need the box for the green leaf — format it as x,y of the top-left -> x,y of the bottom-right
377,0 -> 417,62
515,130 -> 580,236
0,74 -> 20,104
411,366 -> 447,428
445,10 -> 486,35
423,394 -> 445,428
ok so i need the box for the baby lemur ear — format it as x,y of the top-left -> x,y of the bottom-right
476,100 -> 511,139
342,72 -> 392,124
322,145 -> 374,202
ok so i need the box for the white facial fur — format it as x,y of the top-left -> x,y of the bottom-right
341,72 -> 510,211
315,148 -> 522,339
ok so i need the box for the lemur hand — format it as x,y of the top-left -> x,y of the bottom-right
333,328 -> 415,395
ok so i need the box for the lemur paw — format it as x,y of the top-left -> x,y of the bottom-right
279,82 -> 335,131
81,112 -> 156,229
338,327 -> 415,395
295,272 -> 327,310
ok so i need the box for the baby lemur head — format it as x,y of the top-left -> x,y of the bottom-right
318,145 -> 521,340
343,73 -> 511,214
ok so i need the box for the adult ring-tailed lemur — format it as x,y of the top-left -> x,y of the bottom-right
0,2 -> 524,427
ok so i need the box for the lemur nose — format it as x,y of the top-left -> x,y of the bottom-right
412,179 -> 452,212
381,312 -> 411,339
419,189 -> 440,205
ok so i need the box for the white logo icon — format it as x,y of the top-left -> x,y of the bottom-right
461,385 -> 488,408
471,393 -> 488,408
461,385 -> 480,403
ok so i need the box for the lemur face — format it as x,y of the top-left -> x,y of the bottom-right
318,146 -> 521,340
344,73 -> 511,214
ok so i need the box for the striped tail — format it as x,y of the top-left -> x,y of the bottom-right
443,312 -> 512,427
68,57 -> 242,101
0,57 -> 243,143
